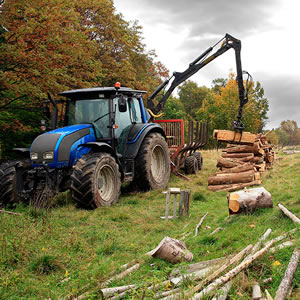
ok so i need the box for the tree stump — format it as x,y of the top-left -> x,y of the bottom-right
227,187 -> 273,214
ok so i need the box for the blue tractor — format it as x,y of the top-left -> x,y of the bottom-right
0,84 -> 170,208
0,33 -> 252,209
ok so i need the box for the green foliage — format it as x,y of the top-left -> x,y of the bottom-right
178,80 -> 212,119
161,96 -> 185,120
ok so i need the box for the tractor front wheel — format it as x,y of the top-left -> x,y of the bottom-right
70,153 -> 121,208
135,132 -> 170,191
0,160 -> 31,207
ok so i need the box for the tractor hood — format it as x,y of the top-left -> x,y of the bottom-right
30,124 -> 96,167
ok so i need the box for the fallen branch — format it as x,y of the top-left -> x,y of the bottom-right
0,209 -> 22,216
100,285 -> 136,298
192,240 -> 274,299
243,228 -> 272,261
195,212 -> 208,236
102,263 -> 140,287
252,283 -> 262,300
212,281 -> 232,300
154,288 -> 181,299
164,245 -> 252,300
170,256 -> 228,278
274,248 -> 300,300
209,227 -> 224,236
278,203 -> 300,225
271,228 -> 298,244
269,241 -> 295,253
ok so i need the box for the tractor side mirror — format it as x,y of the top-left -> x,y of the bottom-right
118,95 -> 127,112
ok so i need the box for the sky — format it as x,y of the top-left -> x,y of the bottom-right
113,0 -> 300,130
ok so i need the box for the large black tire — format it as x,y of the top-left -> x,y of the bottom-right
184,155 -> 199,174
134,132 -> 170,191
0,160 -> 31,207
70,153 -> 121,208
193,152 -> 203,170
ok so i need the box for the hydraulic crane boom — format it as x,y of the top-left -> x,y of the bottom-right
147,33 -> 252,131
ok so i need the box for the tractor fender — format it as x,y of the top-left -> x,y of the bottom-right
125,123 -> 166,159
80,142 -> 125,179
80,142 -> 117,160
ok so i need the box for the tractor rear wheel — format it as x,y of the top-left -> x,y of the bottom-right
184,155 -> 199,174
135,132 -> 170,191
70,153 -> 121,208
0,160 -> 31,207
193,152 -> 203,170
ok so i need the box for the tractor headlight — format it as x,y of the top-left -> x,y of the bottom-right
30,152 -> 38,160
43,151 -> 54,160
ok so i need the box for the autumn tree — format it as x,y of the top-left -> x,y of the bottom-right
280,120 -> 300,145
0,0 -> 168,157
197,73 -> 269,146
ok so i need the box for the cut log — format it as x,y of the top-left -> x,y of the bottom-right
235,155 -> 255,162
227,187 -> 273,214
274,248 -> 300,300
192,240 -> 274,299
278,203 -> 300,225
215,163 -> 254,174
216,157 -> 243,169
222,153 -> 254,159
225,143 -> 260,154
208,170 -> 255,185
208,180 -> 262,192
214,130 -> 257,145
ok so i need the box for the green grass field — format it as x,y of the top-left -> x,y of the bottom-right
1,150 -> 300,299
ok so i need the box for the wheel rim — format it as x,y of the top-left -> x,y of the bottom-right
97,164 -> 115,203
151,145 -> 165,182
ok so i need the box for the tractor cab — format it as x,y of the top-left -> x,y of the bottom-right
59,86 -> 148,156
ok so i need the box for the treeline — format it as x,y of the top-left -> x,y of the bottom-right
0,0 -> 168,155
266,120 -> 300,146
161,74 -> 269,147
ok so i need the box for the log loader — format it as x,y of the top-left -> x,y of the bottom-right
0,33 -> 252,208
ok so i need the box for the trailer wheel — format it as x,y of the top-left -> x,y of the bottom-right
193,152 -> 203,170
135,132 -> 170,191
184,155 -> 199,174
0,160 -> 30,207
70,153 -> 121,208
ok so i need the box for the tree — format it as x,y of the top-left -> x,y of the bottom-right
211,77 -> 227,94
0,0 -> 168,158
280,120 -> 300,145
178,80 -> 212,119
197,73 -> 269,146
161,96 -> 185,120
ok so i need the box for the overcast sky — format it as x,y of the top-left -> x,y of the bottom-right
114,0 -> 300,130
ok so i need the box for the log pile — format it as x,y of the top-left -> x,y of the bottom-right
208,130 -> 275,192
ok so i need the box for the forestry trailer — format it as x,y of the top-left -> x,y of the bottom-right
0,33 -> 251,209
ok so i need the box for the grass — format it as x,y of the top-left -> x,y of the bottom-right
0,150 -> 300,299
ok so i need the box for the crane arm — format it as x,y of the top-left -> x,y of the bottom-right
147,33 -> 252,131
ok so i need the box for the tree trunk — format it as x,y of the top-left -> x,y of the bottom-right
225,143 -> 260,154
222,153 -> 254,159
214,130 -> 257,145
228,187 -> 273,214
208,180 -> 261,192
215,163 -> 254,174
208,170 -> 255,185
216,157 -> 243,169
274,248 -> 300,300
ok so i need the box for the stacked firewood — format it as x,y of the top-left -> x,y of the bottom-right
208,130 -> 275,192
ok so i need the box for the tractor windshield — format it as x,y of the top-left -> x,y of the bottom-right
66,99 -> 110,138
